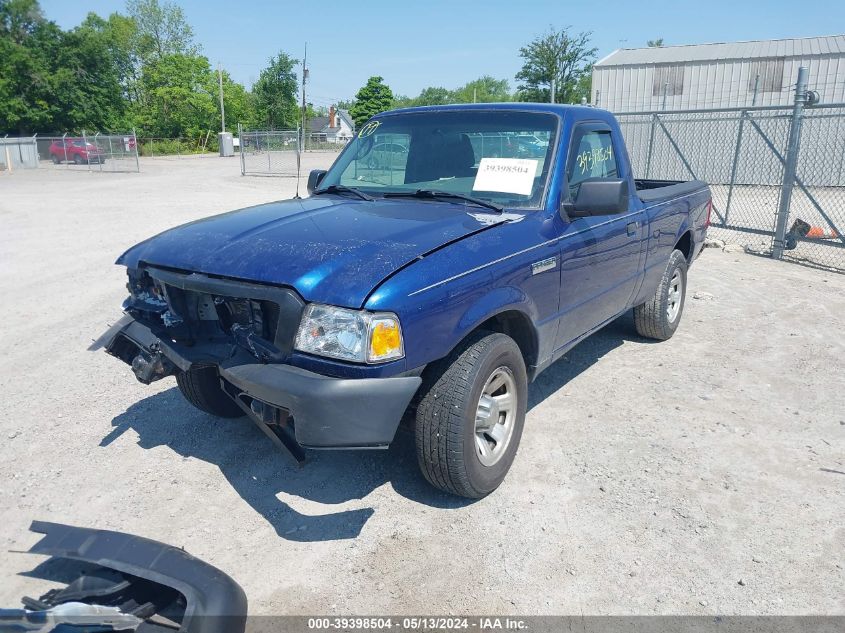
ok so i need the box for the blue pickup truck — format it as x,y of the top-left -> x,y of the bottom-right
98,104 -> 711,498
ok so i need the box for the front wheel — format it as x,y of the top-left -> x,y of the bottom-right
415,331 -> 527,498
51,154 -> 60,164
176,367 -> 244,418
633,248 -> 688,340
73,155 -> 83,165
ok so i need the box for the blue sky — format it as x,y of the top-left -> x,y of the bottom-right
42,0 -> 842,108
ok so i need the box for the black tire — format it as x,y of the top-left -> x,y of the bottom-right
176,367 -> 244,418
74,155 -> 82,165
415,331 -> 528,498
51,154 -> 60,164
634,248 -> 688,340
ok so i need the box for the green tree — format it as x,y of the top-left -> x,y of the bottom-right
451,76 -> 511,103
0,0 -> 124,133
349,76 -> 393,128
0,0 -> 55,132
52,24 -> 125,131
134,53 -> 216,138
416,86 -> 451,105
80,12 -> 141,104
217,69 -> 255,131
252,51 -> 299,129
126,0 -> 196,62
647,38 -> 664,47
575,67 -> 592,104
516,26 -> 596,104
0,0 -> 43,43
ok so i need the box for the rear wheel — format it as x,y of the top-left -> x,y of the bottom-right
51,154 -> 60,164
176,367 -> 243,418
73,155 -> 82,165
415,331 -> 527,498
633,248 -> 688,340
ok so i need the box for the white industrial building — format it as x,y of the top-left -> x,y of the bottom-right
592,35 -> 845,112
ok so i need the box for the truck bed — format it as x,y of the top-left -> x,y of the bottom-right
635,179 -> 709,203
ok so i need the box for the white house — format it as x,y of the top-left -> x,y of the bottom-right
592,35 -> 845,112
309,106 -> 355,143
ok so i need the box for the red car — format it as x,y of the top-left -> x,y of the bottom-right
49,138 -> 106,164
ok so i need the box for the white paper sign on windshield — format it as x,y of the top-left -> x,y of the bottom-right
472,158 -> 538,196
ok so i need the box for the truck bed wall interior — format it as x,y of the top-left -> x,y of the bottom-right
636,179 -> 709,202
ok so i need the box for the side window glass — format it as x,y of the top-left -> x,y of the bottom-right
567,129 -> 618,199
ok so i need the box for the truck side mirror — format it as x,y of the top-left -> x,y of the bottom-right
563,178 -> 629,218
307,170 -> 327,194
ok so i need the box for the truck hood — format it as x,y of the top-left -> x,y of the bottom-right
118,195 -> 506,307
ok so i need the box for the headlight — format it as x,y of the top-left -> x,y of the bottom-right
294,304 -> 404,364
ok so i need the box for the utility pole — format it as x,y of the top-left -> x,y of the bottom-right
301,43 -> 308,151
473,87 -> 477,103
217,62 -> 225,132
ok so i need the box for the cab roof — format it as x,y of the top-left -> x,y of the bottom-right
380,102 -> 607,117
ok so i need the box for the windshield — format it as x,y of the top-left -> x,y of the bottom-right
320,110 -> 558,209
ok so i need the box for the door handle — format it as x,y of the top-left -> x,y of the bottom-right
626,222 -> 638,237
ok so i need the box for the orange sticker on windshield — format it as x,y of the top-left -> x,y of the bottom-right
358,121 -> 380,137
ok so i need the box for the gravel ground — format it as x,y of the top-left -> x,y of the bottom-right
1,155 -> 843,615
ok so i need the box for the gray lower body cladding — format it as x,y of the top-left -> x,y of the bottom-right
100,314 -> 421,449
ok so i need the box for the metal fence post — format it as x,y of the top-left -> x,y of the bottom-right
2,136 -> 10,173
645,113 -> 658,178
82,130 -> 90,171
296,125 -> 301,184
772,67 -> 809,260
267,130 -> 271,171
95,132 -> 103,172
238,123 -> 245,175
132,128 -> 140,172
62,132 -> 68,166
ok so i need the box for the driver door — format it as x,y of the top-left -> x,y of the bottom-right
554,122 -> 644,351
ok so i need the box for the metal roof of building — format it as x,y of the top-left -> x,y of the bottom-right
595,35 -> 845,67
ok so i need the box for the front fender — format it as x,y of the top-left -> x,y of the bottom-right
455,285 -> 539,336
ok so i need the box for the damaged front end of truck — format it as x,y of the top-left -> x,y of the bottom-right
92,265 -> 421,464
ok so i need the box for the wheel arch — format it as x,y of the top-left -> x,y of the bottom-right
674,228 -> 693,262
439,287 -> 540,381
477,309 -> 540,380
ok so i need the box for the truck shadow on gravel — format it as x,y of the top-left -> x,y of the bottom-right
101,312 -> 646,543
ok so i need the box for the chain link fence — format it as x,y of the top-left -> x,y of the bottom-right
136,135 -> 219,158
615,81 -> 845,272
238,126 -> 347,176
36,132 -> 140,172
238,127 -> 299,176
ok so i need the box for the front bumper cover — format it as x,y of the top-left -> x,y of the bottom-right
23,520 -> 247,633
98,315 -> 421,450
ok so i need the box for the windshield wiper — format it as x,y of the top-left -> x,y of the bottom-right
313,184 -> 374,201
383,189 -> 503,212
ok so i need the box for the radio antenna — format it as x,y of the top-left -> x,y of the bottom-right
294,42 -> 307,199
